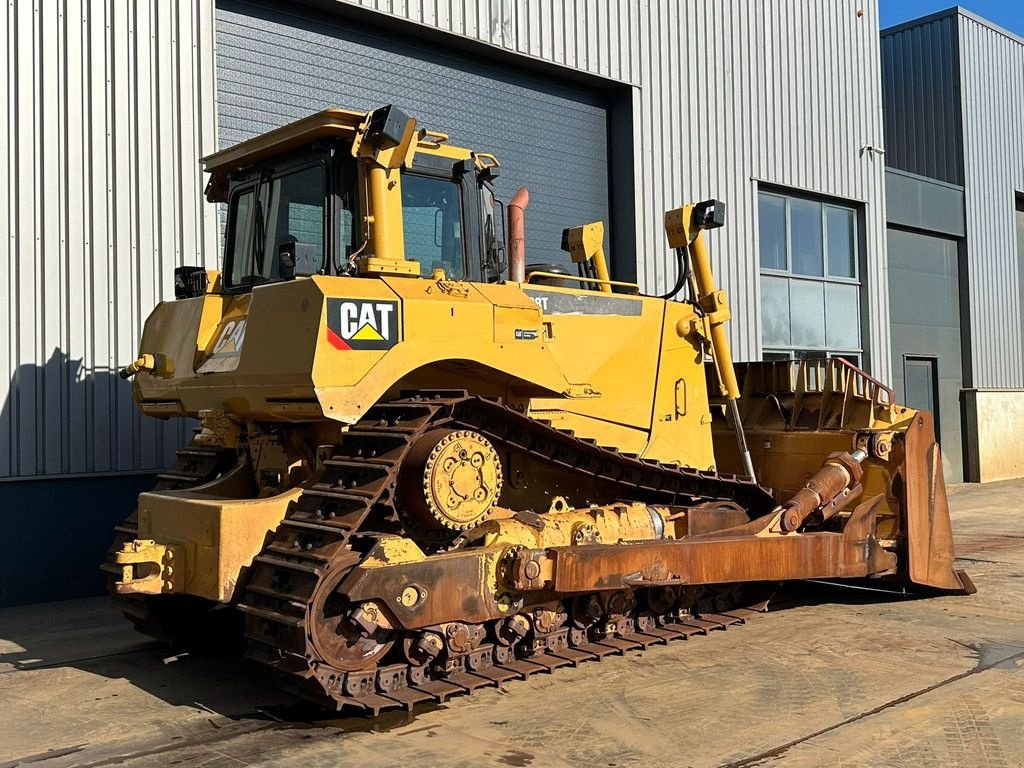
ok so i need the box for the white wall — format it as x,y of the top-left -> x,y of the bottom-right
0,1 -> 218,478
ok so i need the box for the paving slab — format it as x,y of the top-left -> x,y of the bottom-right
1,479 -> 1022,768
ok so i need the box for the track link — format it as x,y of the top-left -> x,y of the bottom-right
238,393 -> 777,712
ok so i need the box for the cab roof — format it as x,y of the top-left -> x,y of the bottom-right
202,108 -> 367,175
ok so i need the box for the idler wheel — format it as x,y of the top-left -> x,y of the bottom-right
309,567 -> 393,672
400,428 -> 503,534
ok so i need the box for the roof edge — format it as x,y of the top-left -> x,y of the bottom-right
881,5 -> 1024,47
880,6 -> 959,37
956,7 -> 1024,47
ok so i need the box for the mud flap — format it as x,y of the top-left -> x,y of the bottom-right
901,412 -> 976,594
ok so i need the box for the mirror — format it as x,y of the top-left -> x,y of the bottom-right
278,236 -> 322,279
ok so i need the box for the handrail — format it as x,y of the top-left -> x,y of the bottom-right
524,271 -> 641,294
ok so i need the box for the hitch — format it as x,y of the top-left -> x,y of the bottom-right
113,539 -> 177,595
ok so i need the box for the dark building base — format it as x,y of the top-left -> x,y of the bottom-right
0,474 -> 156,607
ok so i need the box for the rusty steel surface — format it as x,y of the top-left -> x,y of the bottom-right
901,411 -> 975,593
536,495 -> 895,593
236,393 -> 780,713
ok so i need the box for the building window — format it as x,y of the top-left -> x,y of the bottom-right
758,190 -> 862,364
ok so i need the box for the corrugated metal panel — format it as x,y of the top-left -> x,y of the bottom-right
332,0 -> 892,375
0,1 -> 218,479
215,0 -> 610,266
340,0 -> 640,84
958,14 -> 1024,389
880,13 -> 963,185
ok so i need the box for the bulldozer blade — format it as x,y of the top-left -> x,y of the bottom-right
902,411 -> 976,594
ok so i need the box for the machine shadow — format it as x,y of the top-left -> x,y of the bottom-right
0,567 -> 938,728
770,578 -> 926,611
0,601 -> 428,731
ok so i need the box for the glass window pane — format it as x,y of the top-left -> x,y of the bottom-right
831,352 -> 861,367
265,166 -> 325,274
826,206 -> 855,277
790,198 -> 823,276
758,194 -> 786,270
402,175 -> 464,278
760,276 -> 791,348
789,279 -> 826,347
762,351 -> 792,361
227,165 -> 326,288
228,190 -> 253,287
825,282 -> 861,350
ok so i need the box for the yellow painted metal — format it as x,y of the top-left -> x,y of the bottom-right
361,537 -> 427,568
132,483 -> 302,602
419,430 -> 503,530
563,221 -> 612,294
470,500 -> 675,551
202,108 -> 366,202
120,353 -> 160,379
665,205 -> 740,401
114,539 -> 174,595
133,270 -> 717,469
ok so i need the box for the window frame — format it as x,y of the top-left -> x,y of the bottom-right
758,188 -> 864,361
221,149 -> 336,294
758,191 -> 860,284
404,152 -> 483,282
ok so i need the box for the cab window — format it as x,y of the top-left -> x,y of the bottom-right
227,164 -> 326,289
402,174 -> 464,278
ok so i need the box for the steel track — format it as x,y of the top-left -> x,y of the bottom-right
237,393 -> 777,713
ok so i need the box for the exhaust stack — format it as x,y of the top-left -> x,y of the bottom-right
508,187 -> 529,282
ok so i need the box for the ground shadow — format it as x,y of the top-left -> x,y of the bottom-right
0,575 -> 937,736
0,597 -> 428,735
769,578 -> 926,612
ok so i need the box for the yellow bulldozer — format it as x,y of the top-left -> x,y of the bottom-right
104,105 -> 973,713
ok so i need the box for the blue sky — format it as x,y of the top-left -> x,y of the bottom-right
880,0 -> 1024,35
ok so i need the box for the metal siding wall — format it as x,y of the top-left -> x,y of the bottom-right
958,15 -> 1024,389
880,15 -> 963,185
335,0 -> 891,375
340,0 -> 639,83
0,1 -> 218,479
215,0 -> 610,267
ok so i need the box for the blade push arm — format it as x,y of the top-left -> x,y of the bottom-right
664,200 -> 755,481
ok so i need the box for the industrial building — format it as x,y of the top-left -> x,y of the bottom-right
1,1 -> 1021,605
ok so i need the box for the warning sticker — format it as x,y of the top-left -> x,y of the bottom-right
325,299 -> 399,351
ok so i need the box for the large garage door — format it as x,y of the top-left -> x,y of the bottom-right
215,0 -> 610,267
887,228 -> 964,481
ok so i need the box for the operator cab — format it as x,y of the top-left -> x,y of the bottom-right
197,106 -> 505,296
